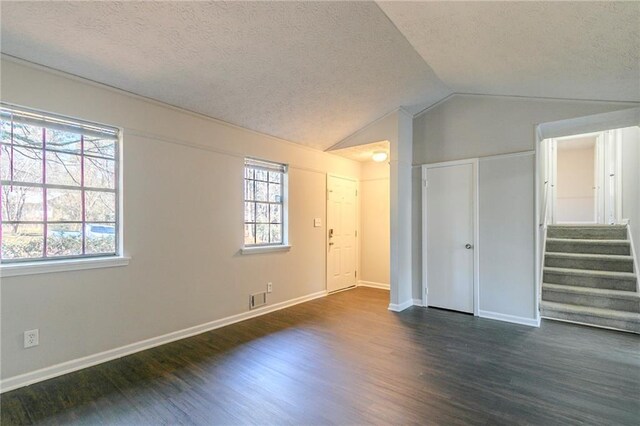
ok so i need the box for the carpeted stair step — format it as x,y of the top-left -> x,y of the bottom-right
542,283 -> 640,313
543,267 -> 638,291
541,301 -> 640,333
545,238 -> 631,255
547,225 -> 627,240
544,253 -> 634,273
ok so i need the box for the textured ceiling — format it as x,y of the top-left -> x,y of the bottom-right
0,1 -> 449,150
377,1 -> 640,102
2,2 -> 638,152
330,140 -> 390,162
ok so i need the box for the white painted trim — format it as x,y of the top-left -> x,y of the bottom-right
240,245 -> 291,255
0,256 -> 130,278
411,150 -> 534,168
538,107 -> 640,140
478,150 -> 535,161
479,310 -> 541,327
412,298 -> 424,307
627,223 -> 640,292
412,93 -> 638,120
0,290 -> 327,393
421,158 -> 479,315
388,299 -> 414,312
357,280 -> 390,290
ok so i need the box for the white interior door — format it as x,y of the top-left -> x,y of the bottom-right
424,162 -> 475,313
327,175 -> 357,293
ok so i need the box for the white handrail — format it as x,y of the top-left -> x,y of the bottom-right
538,181 -> 550,307
540,181 -> 549,227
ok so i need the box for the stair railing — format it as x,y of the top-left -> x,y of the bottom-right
538,181 -> 550,307
540,180 -> 549,228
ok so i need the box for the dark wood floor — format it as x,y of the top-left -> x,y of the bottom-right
2,287 -> 639,425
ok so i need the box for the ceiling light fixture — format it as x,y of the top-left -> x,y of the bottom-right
372,151 -> 388,162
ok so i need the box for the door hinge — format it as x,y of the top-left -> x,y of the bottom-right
423,180 -> 428,188
355,271 -> 357,278
355,189 -> 358,196
355,230 -> 357,237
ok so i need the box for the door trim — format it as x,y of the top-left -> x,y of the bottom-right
326,174 -> 359,293
421,159 -> 480,315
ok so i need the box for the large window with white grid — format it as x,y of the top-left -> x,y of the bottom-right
0,104 -> 120,262
244,158 -> 287,246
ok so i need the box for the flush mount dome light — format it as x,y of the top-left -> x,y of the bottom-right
372,151 -> 388,162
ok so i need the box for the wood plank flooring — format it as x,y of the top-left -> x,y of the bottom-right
1,287 -> 639,425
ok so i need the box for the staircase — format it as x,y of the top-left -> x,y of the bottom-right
541,225 -> 640,333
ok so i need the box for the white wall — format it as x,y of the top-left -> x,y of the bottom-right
359,161 -> 390,287
412,94 -> 638,320
620,126 -> 640,250
0,58 -> 361,381
556,142 -> 596,223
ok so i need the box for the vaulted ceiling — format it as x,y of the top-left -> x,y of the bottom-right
1,2 -> 638,150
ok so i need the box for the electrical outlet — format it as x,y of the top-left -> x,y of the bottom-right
24,329 -> 39,348
267,282 -> 273,293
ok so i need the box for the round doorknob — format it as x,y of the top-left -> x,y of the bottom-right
465,244 -> 473,249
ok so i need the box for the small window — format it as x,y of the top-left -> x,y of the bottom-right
0,104 -> 120,262
244,158 -> 287,246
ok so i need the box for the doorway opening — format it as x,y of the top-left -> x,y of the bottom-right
328,141 -> 390,294
542,130 -> 626,226
537,120 -> 640,333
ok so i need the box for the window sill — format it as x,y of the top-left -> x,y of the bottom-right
240,245 -> 291,255
0,256 -> 131,278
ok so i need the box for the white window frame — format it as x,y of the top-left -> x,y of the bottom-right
241,157 -> 290,254
0,104 -> 129,276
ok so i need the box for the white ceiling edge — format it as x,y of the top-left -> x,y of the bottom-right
330,92 -> 640,152
0,54 -> 331,157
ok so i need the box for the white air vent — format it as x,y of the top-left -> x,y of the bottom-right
250,292 -> 267,309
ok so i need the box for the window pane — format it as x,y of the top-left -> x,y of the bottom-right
244,167 -> 254,180
85,223 -> 116,254
1,185 -> 43,222
85,157 -> 115,189
46,129 -> 82,154
5,123 -> 43,148
245,180 -> 255,201
46,151 -> 81,186
256,203 -> 269,223
270,224 -> 282,243
84,137 -> 115,159
0,120 -> 11,144
47,223 -> 82,257
1,145 -> 43,183
256,224 -> 269,244
1,223 -> 44,259
244,224 -> 256,245
255,169 -> 267,181
268,183 -> 281,203
268,171 -> 281,183
244,202 -> 255,223
86,191 -> 116,222
269,204 -> 281,224
255,181 -> 267,202
47,189 -> 82,221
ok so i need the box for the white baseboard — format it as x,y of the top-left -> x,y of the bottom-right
478,310 -> 541,327
412,298 -> 424,307
0,290 -> 327,394
388,299 -> 414,312
357,280 -> 390,290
